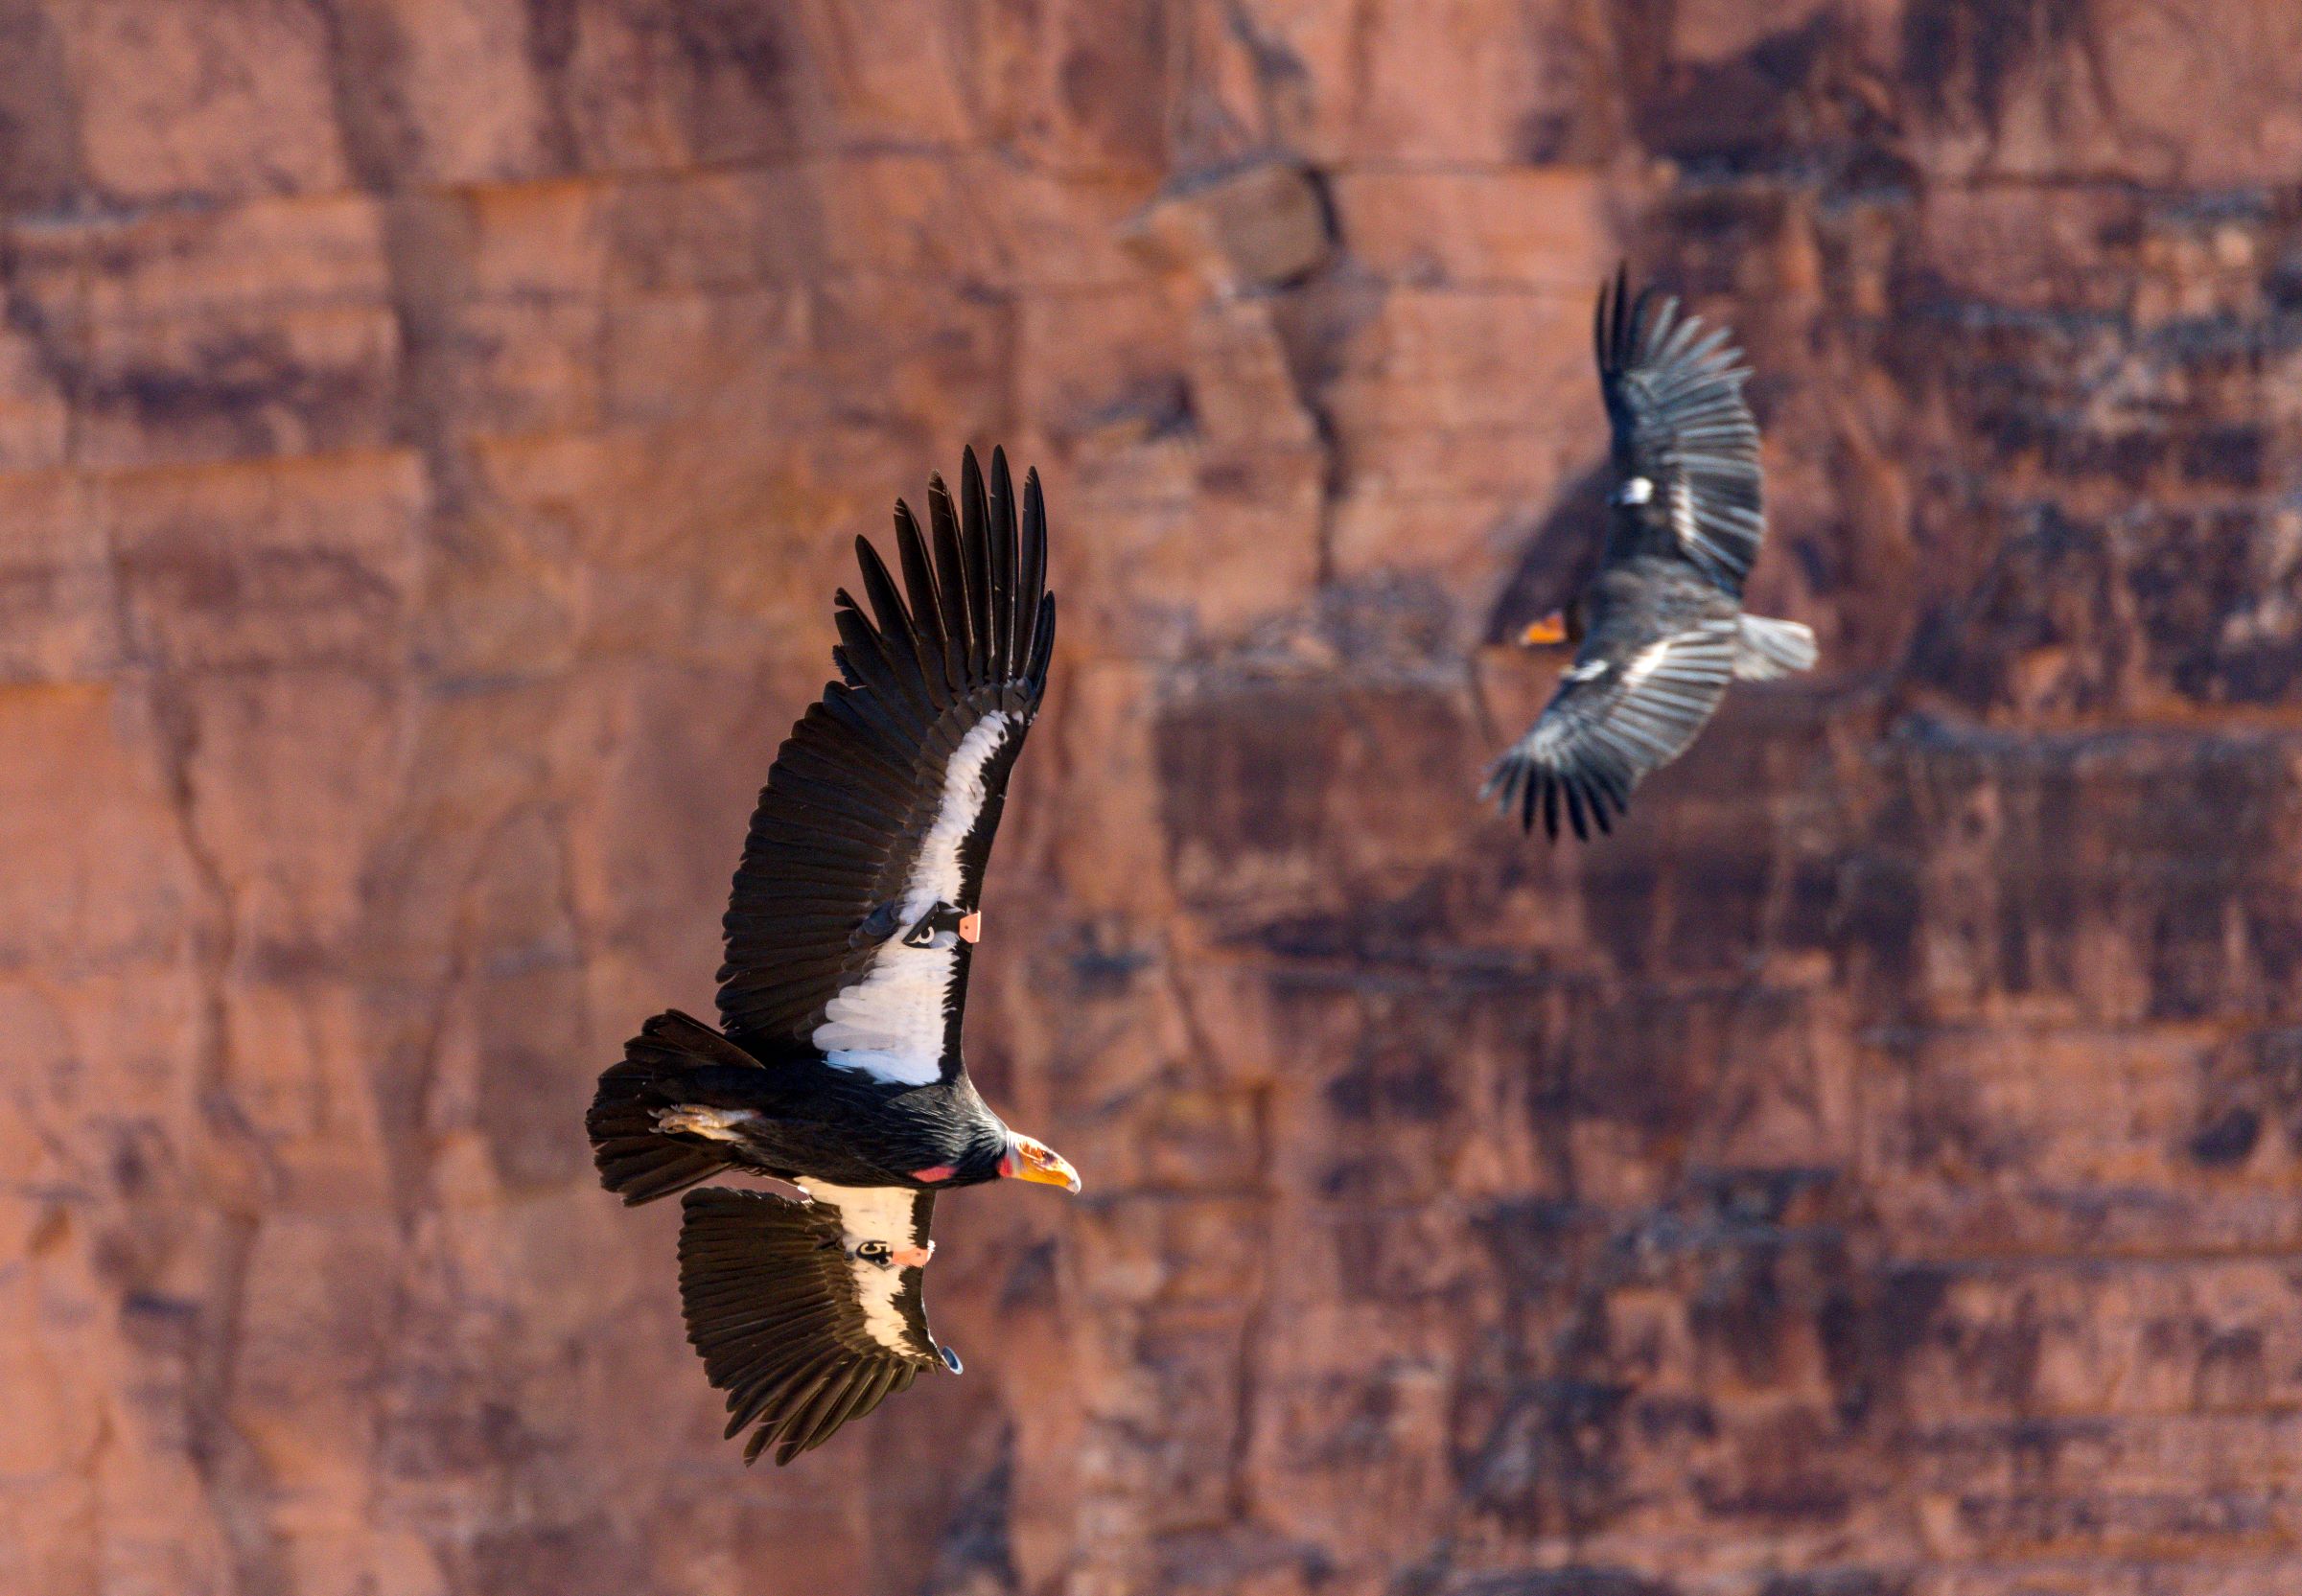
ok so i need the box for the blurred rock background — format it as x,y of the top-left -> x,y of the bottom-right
5,2 -> 2302,1593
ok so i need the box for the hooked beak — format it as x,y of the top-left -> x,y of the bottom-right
1519,611 -> 1570,648
997,1133 -> 1081,1193
958,911 -> 981,944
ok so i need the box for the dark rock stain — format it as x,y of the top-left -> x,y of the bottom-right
1901,0 -> 2102,134
999,1239 -> 1058,1311
2189,1029 -> 2302,1166
929,1433 -> 1021,1595
1155,682 -> 1341,863
0,6 -> 83,209
1453,1569 -> 1678,1596
1459,1375 -> 1637,1536
1820,1264 -> 1952,1426
1058,0 -> 1171,171
1759,1574 -> 1913,1596
91,327 -> 390,461
2187,1104 -> 2261,1168
1323,1050 -> 1455,1123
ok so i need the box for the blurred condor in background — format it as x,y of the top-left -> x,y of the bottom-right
1486,268 -> 1817,841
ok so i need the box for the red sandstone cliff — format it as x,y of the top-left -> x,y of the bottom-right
5,3 -> 2302,1594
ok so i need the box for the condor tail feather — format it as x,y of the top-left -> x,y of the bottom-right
587,1010 -> 760,1205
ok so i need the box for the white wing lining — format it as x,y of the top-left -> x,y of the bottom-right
810,711 -> 1016,1085
797,1179 -> 930,1358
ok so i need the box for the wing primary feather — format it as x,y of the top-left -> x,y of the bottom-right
1638,287 -> 1672,359
927,475 -> 973,690
1594,268 -> 1610,373
959,448 -> 994,685
768,1360 -> 854,1456
1619,279 -> 1646,375
853,537 -> 915,647
838,1360 -> 901,1435
745,1363 -> 828,1465
719,1348 -> 825,1434
1022,462 -> 1049,662
782,1364 -> 869,1463
988,446 -> 1018,678
1655,308 -> 1705,366
893,501 -> 950,676
1027,590 -> 1057,693
739,1353 -> 839,1446
832,610 -> 934,729
799,1363 -> 892,1458
823,682 -> 922,760
719,1349 -> 822,1430
1599,261 -> 1633,377
1479,756 -> 1511,807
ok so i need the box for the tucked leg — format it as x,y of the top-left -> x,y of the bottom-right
654,1105 -> 761,1142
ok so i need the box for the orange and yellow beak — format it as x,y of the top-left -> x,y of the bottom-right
1519,611 -> 1570,648
958,911 -> 981,944
998,1133 -> 1081,1193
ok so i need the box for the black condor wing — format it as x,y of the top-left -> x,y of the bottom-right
715,448 -> 1056,1087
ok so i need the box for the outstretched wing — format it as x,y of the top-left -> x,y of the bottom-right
1597,267 -> 1765,593
716,447 -> 1056,1085
679,1183 -> 952,1467
1484,618 -> 1737,840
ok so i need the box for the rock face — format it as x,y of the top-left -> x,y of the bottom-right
4,3 -> 2302,1593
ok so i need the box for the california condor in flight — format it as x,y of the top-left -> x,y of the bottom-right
588,447 -> 1078,1466
1486,268 -> 1816,840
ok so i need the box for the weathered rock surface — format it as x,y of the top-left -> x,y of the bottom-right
4,3 -> 2302,1594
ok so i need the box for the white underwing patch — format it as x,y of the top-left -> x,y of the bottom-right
797,1180 -> 929,1357
813,712 -> 1015,1085
1619,637 -> 1672,689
